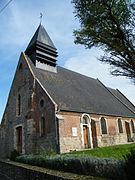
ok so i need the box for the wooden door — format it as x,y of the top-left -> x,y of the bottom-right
16,127 -> 22,153
125,122 -> 132,142
83,126 -> 89,148
91,120 -> 98,148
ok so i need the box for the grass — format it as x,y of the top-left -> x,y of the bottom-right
68,143 -> 135,159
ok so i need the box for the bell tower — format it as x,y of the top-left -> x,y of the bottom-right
25,24 -> 58,72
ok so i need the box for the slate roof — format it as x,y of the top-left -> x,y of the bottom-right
27,55 -> 135,118
26,24 -> 56,51
108,88 -> 135,113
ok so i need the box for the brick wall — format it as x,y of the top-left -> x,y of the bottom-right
32,80 -> 57,153
57,112 -> 82,153
57,111 -> 135,153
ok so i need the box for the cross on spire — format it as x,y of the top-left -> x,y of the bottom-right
40,12 -> 43,24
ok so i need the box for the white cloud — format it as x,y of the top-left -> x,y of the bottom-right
64,51 -> 135,105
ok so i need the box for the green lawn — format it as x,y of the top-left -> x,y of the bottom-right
68,143 -> 135,159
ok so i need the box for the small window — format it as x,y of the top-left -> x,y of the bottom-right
82,116 -> 88,124
118,119 -> 123,133
40,99 -> 44,108
40,117 -> 45,136
131,120 -> 135,133
100,117 -> 107,134
16,94 -> 21,116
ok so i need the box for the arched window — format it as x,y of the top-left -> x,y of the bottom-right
118,119 -> 123,133
40,99 -> 44,108
100,117 -> 107,134
131,120 -> 135,133
82,115 -> 88,125
40,117 -> 45,136
17,94 -> 21,116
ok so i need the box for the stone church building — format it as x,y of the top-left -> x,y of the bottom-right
0,24 -> 135,157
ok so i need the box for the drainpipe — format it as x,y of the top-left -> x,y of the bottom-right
55,106 -> 61,152
55,112 -> 58,145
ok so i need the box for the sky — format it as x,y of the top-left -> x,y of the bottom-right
0,0 -> 135,121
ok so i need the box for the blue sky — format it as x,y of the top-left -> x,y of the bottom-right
0,0 -> 135,121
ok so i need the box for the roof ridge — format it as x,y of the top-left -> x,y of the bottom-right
97,79 -> 135,115
116,88 -> 135,110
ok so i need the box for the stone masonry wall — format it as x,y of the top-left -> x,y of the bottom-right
0,53 -> 34,157
0,53 -> 57,157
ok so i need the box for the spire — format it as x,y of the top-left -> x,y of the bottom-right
25,24 -> 58,72
40,13 -> 43,24
26,24 -> 56,51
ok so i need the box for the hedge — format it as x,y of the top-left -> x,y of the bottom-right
16,154 -> 126,179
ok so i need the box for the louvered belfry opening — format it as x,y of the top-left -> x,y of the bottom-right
25,24 -> 58,72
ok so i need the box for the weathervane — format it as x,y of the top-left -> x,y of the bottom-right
40,12 -> 43,24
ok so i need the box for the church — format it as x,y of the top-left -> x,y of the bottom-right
0,23 -> 135,157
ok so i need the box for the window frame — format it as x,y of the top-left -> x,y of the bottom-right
16,94 -> 21,116
82,115 -> 89,125
40,117 -> 45,137
131,119 -> 135,133
100,117 -> 107,135
117,118 -> 123,133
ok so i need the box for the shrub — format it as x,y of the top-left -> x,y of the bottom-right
124,148 -> 135,180
40,148 -> 56,157
16,154 -> 126,179
10,150 -> 20,161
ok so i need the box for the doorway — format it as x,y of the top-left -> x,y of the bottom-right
125,122 -> 132,142
91,120 -> 98,148
83,125 -> 89,148
82,114 -> 92,149
16,126 -> 22,153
